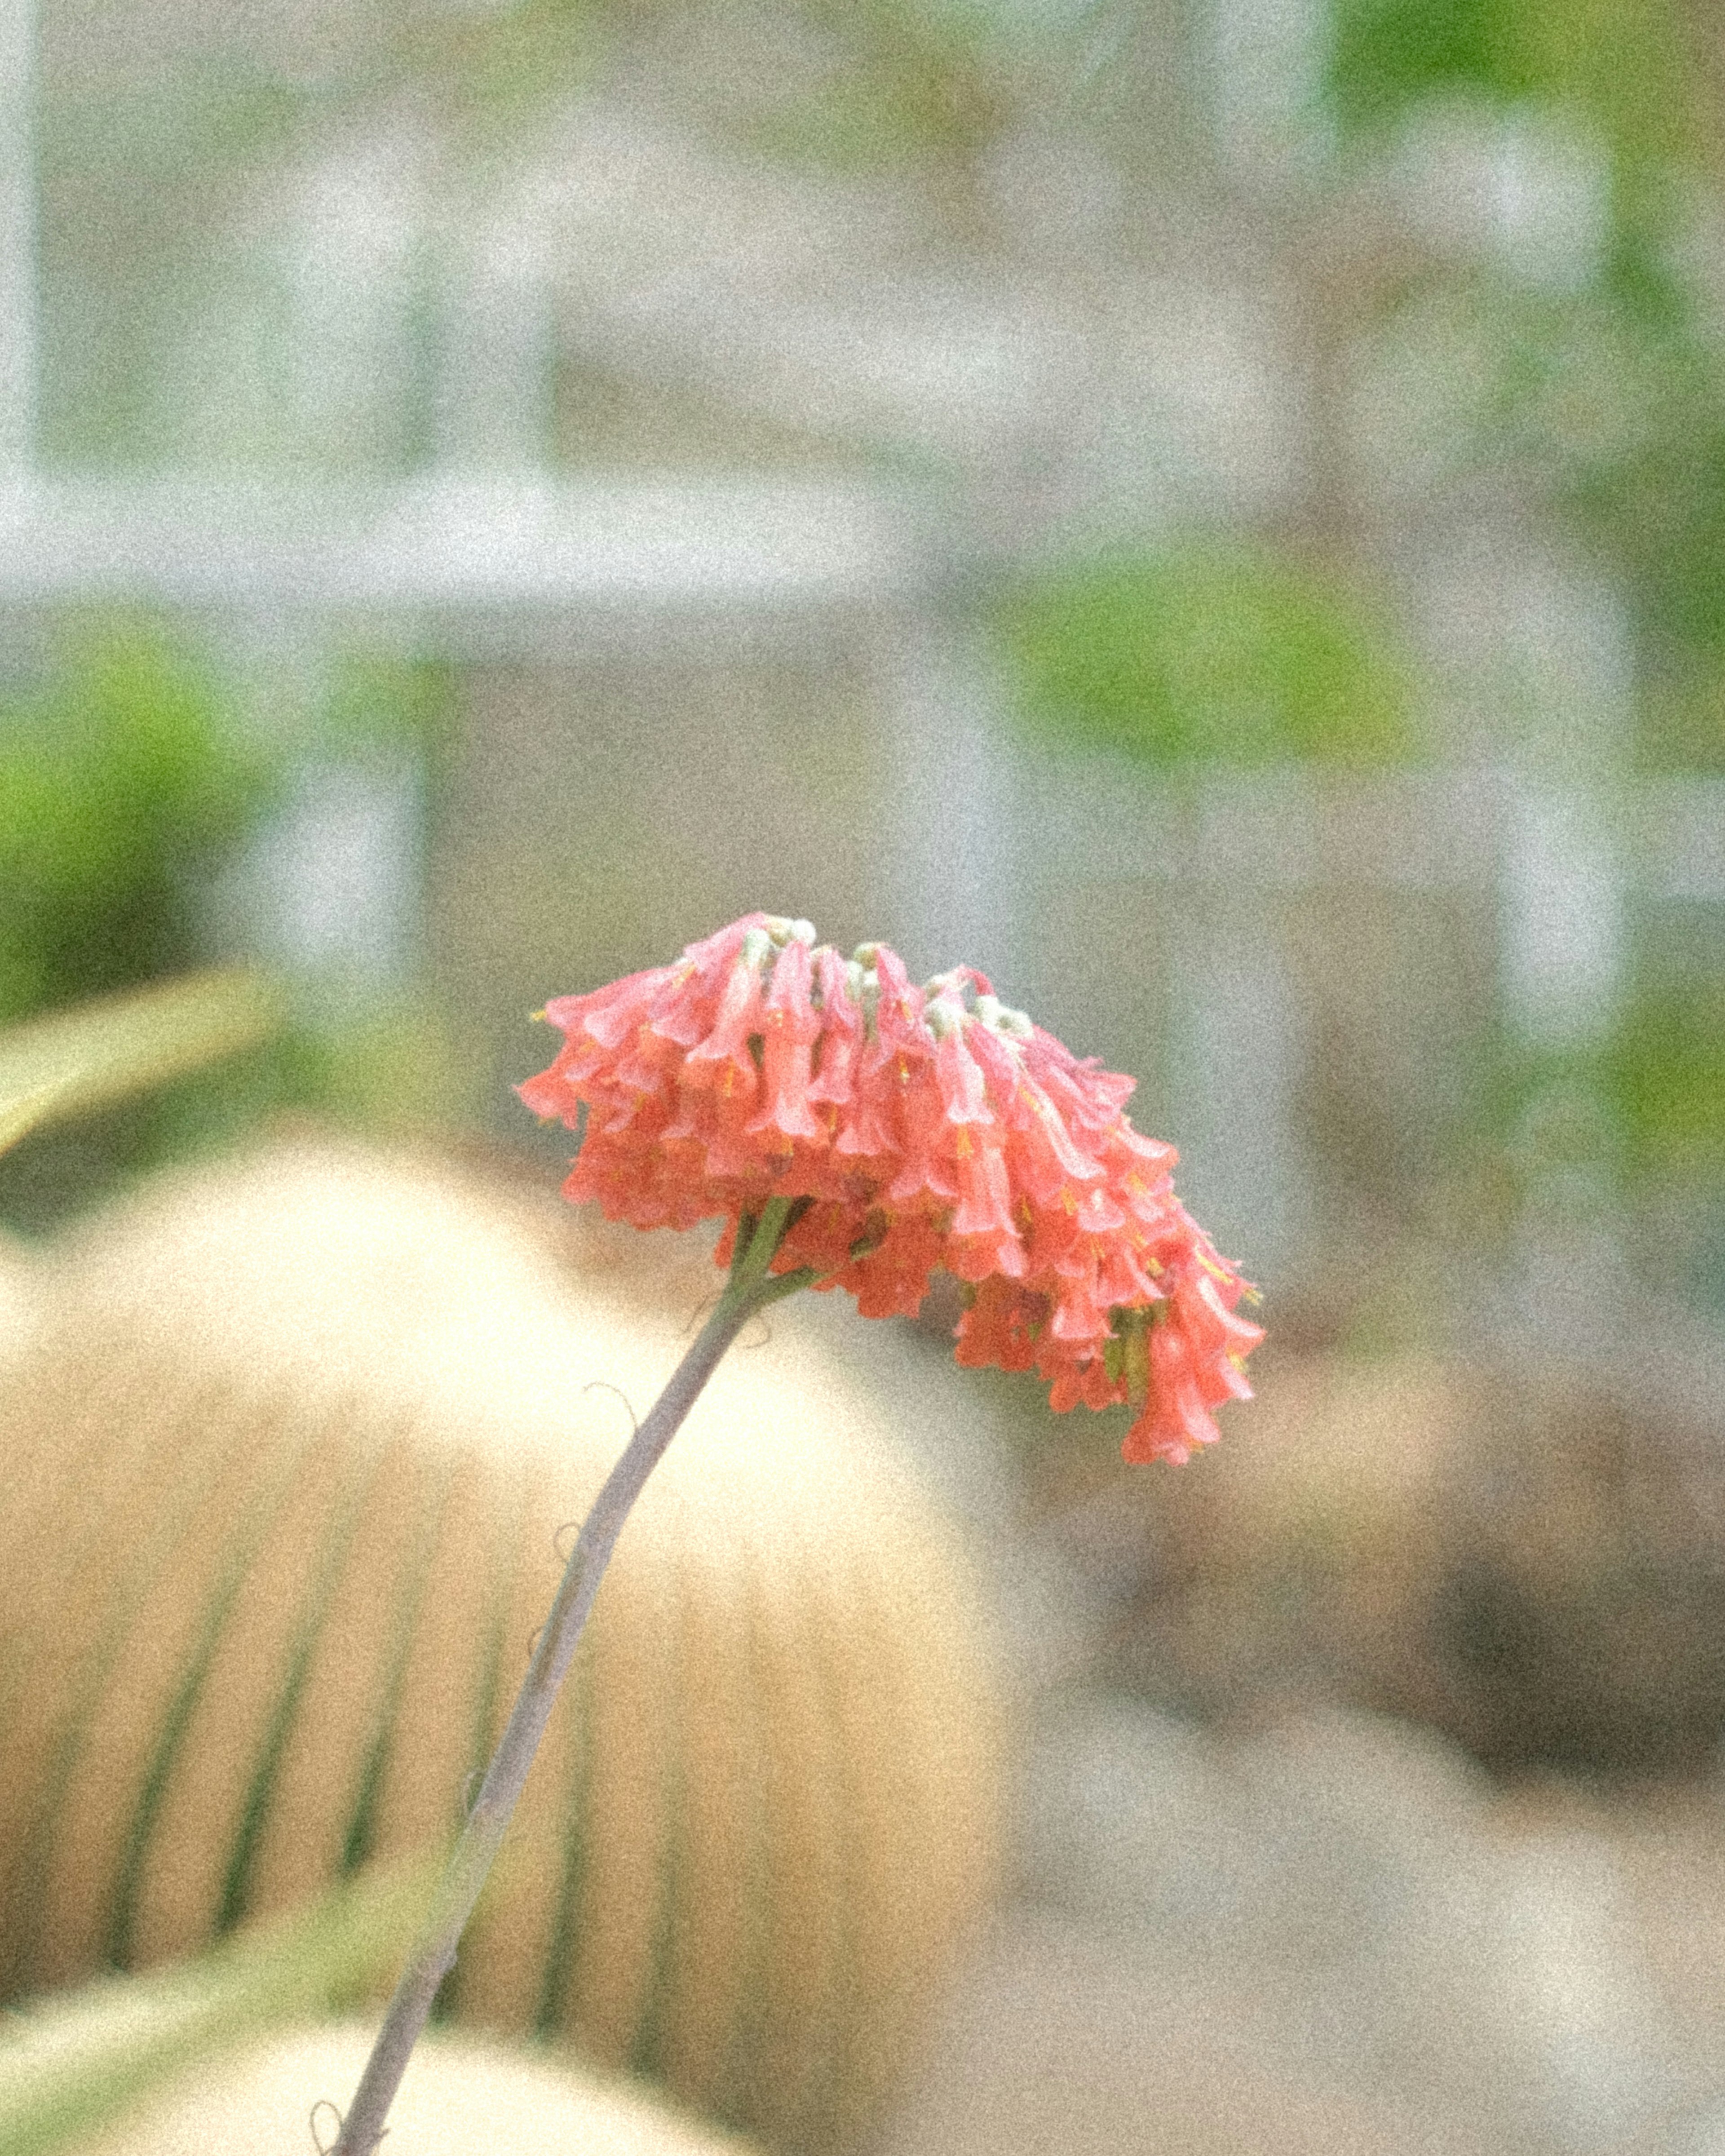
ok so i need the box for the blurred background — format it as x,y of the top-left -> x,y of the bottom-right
4,0 -> 1724,1341
5,0 -> 1725,2150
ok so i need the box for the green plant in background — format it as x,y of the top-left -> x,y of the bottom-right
1318,0 -> 1725,1306
1606,982 -> 1725,1310
320,652 -> 454,761
0,623 -> 462,1229
0,625 -> 274,1021
995,544 -> 1420,768
1604,982 -> 1725,1187
1328,0 -> 1697,175
1326,0 -> 1725,774
0,624 -> 283,1224
1478,981 -> 1725,1310
741,0 -> 1013,171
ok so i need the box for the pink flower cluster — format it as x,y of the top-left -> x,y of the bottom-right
519,914 -> 1262,1463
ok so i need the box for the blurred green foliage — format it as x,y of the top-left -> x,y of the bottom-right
1328,0 -> 1699,177
1326,0 -> 1725,772
0,624 -> 287,1226
995,545 -> 1419,767
0,626 -> 273,1023
1342,0 -> 1725,1301
1606,981 -> 1725,1185
1329,0 -> 1538,124
322,651 -> 455,759
743,0 -> 1011,168
1356,265 -> 1725,772
397,0 -> 599,100
1480,982 -> 1725,1312
0,624 -> 459,1231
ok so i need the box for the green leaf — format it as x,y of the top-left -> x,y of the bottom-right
0,1859 -> 436,2156
0,970 -> 287,1160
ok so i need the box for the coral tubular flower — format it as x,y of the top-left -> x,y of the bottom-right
520,913 -> 1262,1463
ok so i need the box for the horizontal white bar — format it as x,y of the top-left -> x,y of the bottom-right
0,473 -> 929,640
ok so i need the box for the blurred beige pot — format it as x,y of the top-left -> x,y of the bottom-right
0,1229 -> 37,1360
0,1139 -> 1004,2148
67,2021 -> 757,2156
